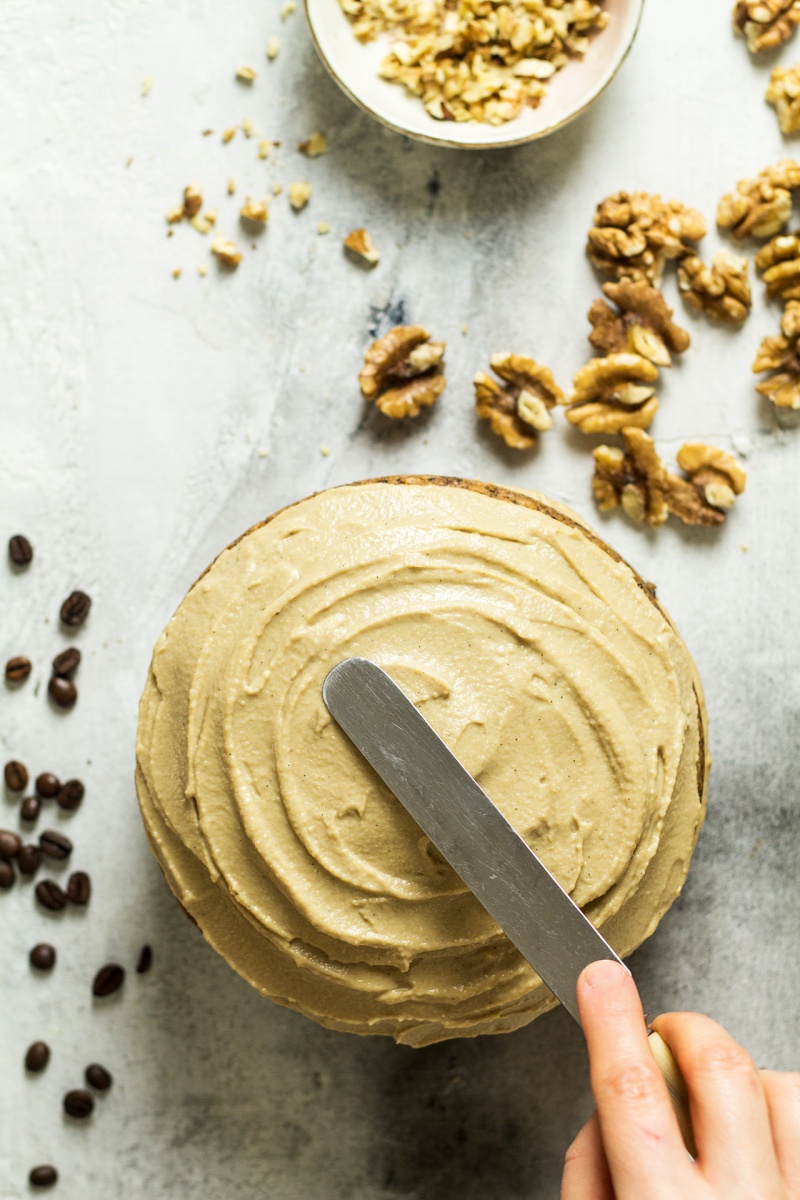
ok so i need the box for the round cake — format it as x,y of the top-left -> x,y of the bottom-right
136,477 -> 708,1047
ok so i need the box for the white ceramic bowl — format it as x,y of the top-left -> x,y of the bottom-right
304,0 -> 644,149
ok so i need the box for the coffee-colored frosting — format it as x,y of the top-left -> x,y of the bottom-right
136,478 -> 707,1046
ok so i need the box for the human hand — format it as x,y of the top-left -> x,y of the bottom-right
561,959 -> 800,1199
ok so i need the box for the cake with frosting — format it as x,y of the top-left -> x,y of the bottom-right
136,476 -> 708,1046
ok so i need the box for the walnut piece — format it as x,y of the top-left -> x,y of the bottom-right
593,429 -> 744,527
752,299 -> 800,407
211,237 -> 242,269
183,184 -> 203,218
474,353 -> 563,449
717,160 -> 800,239
236,65 -> 257,82
677,249 -> 752,324
240,199 -> 268,224
733,0 -> 800,52
299,132 -> 328,157
344,228 -> 380,266
339,0 -> 608,126
588,279 -> 690,366
289,182 -> 312,211
754,232 -> 800,299
565,353 -> 659,434
587,191 -> 706,285
766,64 -> 800,133
359,326 -> 446,418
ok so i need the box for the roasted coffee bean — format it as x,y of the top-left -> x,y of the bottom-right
0,829 -> 21,858
92,962 -> 125,997
39,830 -> 72,860
0,859 -> 15,889
36,772 -> 60,799
5,655 -> 32,682
60,590 -> 91,627
85,1063 -> 112,1090
136,944 -> 153,974
30,943 -> 56,970
25,1041 -> 51,1072
35,879 -> 67,911
29,1165 -> 58,1188
4,760 -> 28,792
48,676 -> 77,708
67,871 -> 90,905
8,534 -> 33,566
52,647 -> 81,677
18,843 -> 43,875
20,795 -> 41,822
64,1088 -> 94,1119
56,779 -> 84,812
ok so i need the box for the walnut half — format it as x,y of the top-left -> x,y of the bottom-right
733,0 -> 800,53
754,232 -> 800,300
766,63 -> 800,134
677,250 -> 752,324
717,160 -> 800,239
587,191 -> 706,286
752,299 -> 800,407
474,353 -> 564,450
565,353 -> 659,434
588,279 -> 690,366
359,326 -> 446,418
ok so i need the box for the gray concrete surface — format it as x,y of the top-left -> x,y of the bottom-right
1,0 -> 799,1195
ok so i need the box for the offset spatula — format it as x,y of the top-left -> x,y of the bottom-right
323,657 -> 695,1155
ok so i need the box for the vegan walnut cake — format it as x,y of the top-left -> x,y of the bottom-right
135,477 -> 708,1047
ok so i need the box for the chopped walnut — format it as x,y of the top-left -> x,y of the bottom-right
754,232 -> 800,299
344,228 -> 380,266
565,353 -> 659,434
588,279 -> 691,366
299,132 -> 328,157
766,64 -> 800,133
183,185 -> 203,218
240,199 -> 268,224
587,192 -> 706,285
211,237 -> 242,269
236,65 -> 257,82
359,326 -> 446,419
717,160 -> 800,239
266,36 -> 280,59
288,182 -> 311,211
752,299 -> 800,407
593,430 -> 743,527
474,353 -> 564,449
340,0 -> 608,125
222,127 -> 237,144
677,250 -> 752,324
166,205 -> 184,225
733,0 -> 800,52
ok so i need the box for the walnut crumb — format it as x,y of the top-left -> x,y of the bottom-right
240,199 -> 268,224
190,214 -> 213,235
222,127 -> 236,144
228,178 -> 236,195
211,237 -> 242,268
272,182 -> 283,195
752,298 -> 800,407
717,160 -> 800,239
197,264 -> 208,277
141,76 -> 152,97
241,119 -> 255,139
359,326 -> 446,418
677,249 -> 752,324
766,63 -> 800,133
299,132 -> 328,157
281,0 -> 296,16
258,140 -> 270,160
289,182 -> 312,210
733,0 -> 800,53
344,228 -> 380,266
236,66 -> 257,82
317,221 -> 330,235
266,36 -> 280,59
566,353 -> 660,434
474,353 -> 563,449
166,206 -> 184,225
172,268 -> 182,279
587,191 -> 706,286
588,279 -> 690,366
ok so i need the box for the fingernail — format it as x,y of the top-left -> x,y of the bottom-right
583,959 -> 629,989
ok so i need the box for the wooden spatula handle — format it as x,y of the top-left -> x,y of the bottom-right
648,1029 -> 697,1157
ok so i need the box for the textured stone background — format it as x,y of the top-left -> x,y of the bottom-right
1,0 -> 799,1196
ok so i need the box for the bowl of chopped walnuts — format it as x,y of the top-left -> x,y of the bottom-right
305,0 -> 645,149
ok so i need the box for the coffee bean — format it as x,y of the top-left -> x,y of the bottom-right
85,1063 -> 112,1091
0,829 -> 21,857
136,944 -> 153,974
29,1165 -> 58,1188
35,879 -> 67,911
30,943 -> 56,970
0,859 -> 15,889
48,676 -> 77,709
67,871 -> 90,905
36,772 -> 60,799
8,534 -> 33,566
39,830 -> 72,860
92,962 -> 125,997
18,843 -> 43,875
25,1041 -> 51,1072
60,590 -> 91,628
4,760 -> 28,792
56,779 -> 84,812
64,1088 -> 94,1119
20,795 -> 41,823
5,655 -> 32,682
52,647 -> 81,677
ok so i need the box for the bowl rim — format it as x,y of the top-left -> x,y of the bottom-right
303,0 -> 646,150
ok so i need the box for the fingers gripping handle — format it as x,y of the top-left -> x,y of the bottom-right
648,1029 -> 697,1158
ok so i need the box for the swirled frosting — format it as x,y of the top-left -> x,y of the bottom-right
136,478 -> 707,1046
